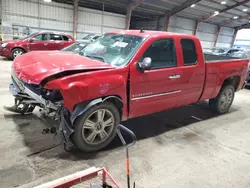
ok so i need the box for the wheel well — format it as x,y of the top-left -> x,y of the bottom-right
12,47 -> 26,53
103,96 -> 123,118
222,76 -> 240,90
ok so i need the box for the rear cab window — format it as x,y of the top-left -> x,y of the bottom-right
180,39 -> 197,66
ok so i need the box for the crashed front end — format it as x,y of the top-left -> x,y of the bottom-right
8,70 -> 75,145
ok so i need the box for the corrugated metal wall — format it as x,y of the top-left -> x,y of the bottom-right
216,27 -> 235,48
77,7 -> 126,37
133,16 -> 235,49
1,0 -> 126,38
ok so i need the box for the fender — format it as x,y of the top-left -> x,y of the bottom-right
70,96 -> 123,125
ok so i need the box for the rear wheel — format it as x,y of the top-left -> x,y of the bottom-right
209,85 -> 235,114
12,48 -> 25,59
73,102 -> 120,152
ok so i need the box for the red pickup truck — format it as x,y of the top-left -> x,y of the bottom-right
8,30 -> 249,152
0,32 -> 74,59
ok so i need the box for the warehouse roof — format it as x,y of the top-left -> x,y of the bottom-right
57,0 -> 250,29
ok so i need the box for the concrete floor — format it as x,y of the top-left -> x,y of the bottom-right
0,57 -> 250,188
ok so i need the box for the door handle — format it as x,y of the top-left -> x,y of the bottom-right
169,74 -> 181,79
44,43 -> 48,46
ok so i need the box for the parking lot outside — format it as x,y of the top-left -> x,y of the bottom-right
0,57 -> 250,188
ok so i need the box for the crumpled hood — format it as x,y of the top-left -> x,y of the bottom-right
12,51 -> 113,84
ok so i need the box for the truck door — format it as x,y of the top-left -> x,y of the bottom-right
177,38 -> 205,105
129,37 -> 184,118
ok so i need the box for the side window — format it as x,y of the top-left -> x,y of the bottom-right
43,34 -> 50,41
33,34 -> 49,41
62,35 -> 69,41
33,34 -> 43,41
50,34 -> 63,41
181,39 -> 197,66
142,38 -> 177,69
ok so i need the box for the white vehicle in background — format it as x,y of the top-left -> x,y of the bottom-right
203,47 -> 228,56
225,48 -> 250,58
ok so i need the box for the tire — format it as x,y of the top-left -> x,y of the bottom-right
209,85 -> 235,114
12,48 -> 25,59
73,102 -> 120,152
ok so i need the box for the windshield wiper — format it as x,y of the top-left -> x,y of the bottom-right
86,55 -> 107,63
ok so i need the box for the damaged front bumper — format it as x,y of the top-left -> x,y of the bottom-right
59,108 -> 74,144
9,75 -> 58,110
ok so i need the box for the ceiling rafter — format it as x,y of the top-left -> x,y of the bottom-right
166,0 -> 202,16
231,0 -> 250,9
222,13 -> 250,27
200,0 -> 250,22
237,22 -> 250,29
142,2 -> 172,11
209,0 -> 248,14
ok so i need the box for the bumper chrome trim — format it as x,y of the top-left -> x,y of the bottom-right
10,81 -> 57,110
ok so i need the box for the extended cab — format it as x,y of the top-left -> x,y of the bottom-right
8,30 -> 249,152
0,32 -> 74,59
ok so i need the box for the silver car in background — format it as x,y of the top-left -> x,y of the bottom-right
76,33 -> 102,44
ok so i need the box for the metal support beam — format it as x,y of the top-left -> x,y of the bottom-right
156,17 -> 160,31
193,21 -> 199,35
214,26 -> 221,47
163,15 -> 170,31
38,0 -> 41,31
231,28 -> 238,48
101,3 -> 104,34
162,0 -> 202,31
236,23 -> 250,29
126,0 -> 144,30
73,0 -> 79,39
200,0 -> 250,22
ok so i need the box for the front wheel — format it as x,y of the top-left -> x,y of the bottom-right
72,102 -> 120,152
12,48 -> 25,59
209,85 -> 235,114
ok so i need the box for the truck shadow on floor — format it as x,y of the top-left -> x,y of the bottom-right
4,102 -> 239,160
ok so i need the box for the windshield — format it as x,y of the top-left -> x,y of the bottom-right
82,34 -> 94,40
61,43 -> 86,52
80,33 -> 144,67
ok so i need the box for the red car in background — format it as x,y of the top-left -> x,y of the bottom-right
0,32 -> 75,59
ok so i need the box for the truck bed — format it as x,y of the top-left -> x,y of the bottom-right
200,58 -> 249,101
204,53 -> 242,62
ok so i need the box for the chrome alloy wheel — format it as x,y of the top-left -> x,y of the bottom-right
13,50 -> 24,58
81,109 -> 115,145
220,88 -> 233,110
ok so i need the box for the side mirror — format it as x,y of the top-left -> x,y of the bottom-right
29,38 -> 34,43
137,57 -> 152,73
